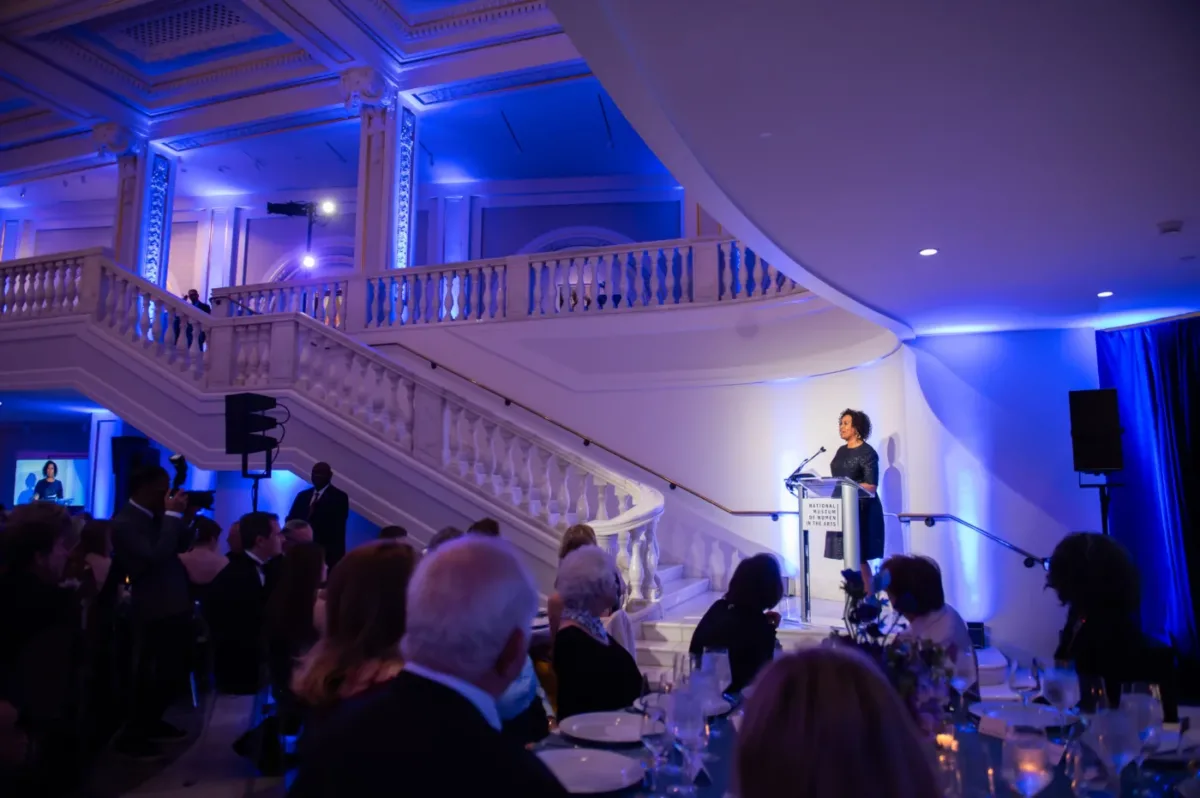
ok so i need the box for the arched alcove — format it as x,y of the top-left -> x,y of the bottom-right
266,238 -> 355,282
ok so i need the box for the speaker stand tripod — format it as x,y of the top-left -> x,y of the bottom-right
1078,473 -> 1117,536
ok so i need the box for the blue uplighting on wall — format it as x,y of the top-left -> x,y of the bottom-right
395,106 -> 416,270
142,153 -> 171,286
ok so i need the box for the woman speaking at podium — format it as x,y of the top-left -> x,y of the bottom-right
34,459 -> 65,503
823,409 -> 885,593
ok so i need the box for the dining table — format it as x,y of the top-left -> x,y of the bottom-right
532,701 -> 1198,797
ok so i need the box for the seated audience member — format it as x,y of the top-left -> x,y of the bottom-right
0,504 -> 81,792
178,517 -> 229,587
552,546 -> 642,719
689,553 -> 784,694
467,517 -> 501,537
289,536 -> 565,798
1047,532 -> 1147,709
547,524 -> 598,636
206,512 -> 283,694
736,647 -> 939,798
883,554 -> 976,687
426,526 -> 463,553
283,519 -> 314,554
378,525 -> 408,540
292,541 -> 418,723
264,542 -> 326,731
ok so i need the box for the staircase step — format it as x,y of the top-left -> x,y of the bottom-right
657,577 -> 711,613
657,563 -> 685,586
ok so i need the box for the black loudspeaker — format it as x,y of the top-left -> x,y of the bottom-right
111,436 -> 158,506
1068,389 -> 1123,473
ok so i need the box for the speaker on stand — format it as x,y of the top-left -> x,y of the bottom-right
1068,389 -> 1123,535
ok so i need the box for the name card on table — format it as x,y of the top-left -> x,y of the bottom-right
802,498 -> 843,531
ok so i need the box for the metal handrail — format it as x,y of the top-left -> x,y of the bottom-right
898,513 -> 1047,569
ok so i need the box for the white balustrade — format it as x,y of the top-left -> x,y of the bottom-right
207,238 -> 806,335
0,249 -> 665,605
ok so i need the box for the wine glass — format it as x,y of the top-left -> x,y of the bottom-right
641,705 -> 670,793
667,690 -> 705,797
1002,728 -> 1055,797
1122,683 -> 1164,793
1008,660 -> 1041,708
672,652 -> 694,689
1041,664 -> 1081,731
702,648 -> 733,698
1093,706 -> 1141,780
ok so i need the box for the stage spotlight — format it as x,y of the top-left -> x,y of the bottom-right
302,254 -> 316,269
319,199 -> 337,215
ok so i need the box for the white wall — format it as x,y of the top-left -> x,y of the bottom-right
376,323 -> 1100,656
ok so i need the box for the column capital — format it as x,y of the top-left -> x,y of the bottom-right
92,123 -> 145,157
340,67 -> 396,112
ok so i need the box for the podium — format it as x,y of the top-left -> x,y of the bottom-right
787,476 -> 876,624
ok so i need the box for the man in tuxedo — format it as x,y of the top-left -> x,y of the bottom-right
288,536 -> 566,798
206,512 -> 283,695
286,463 -> 349,569
111,466 -> 194,758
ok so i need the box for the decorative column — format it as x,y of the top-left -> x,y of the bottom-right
341,67 -> 418,272
94,123 -> 178,286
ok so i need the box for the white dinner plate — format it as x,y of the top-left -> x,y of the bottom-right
536,748 -> 643,794
634,693 -> 734,717
968,701 -> 1080,729
559,711 -> 658,745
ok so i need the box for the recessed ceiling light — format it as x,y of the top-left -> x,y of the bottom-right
301,254 -> 316,269
919,248 -> 938,256
1097,291 -> 1113,298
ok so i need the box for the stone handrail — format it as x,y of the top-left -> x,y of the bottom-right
0,249 -> 666,606
210,237 -> 805,331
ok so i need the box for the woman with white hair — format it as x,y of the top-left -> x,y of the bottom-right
552,545 -> 643,719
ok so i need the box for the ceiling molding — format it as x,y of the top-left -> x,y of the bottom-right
0,130 -> 112,186
160,103 -> 356,150
411,59 -> 588,105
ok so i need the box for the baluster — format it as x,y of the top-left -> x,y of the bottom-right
573,467 -> 591,524
550,259 -> 563,314
65,262 -> 79,312
531,262 -> 545,315
626,525 -> 646,604
353,356 -> 372,423
44,264 -> 59,315
444,403 -> 464,471
234,327 -> 250,385
487,265 -> 500,319
511,439 -> 530,506
13,267 -> 27,316
2,270 -> 14,316
653,248 -> 668,306
592,481 -> 611,521
475,419 -> 495,487
31,266 -> 47,315
671,247 -> 683,304
534,447 -> 554,521
457,411 -> 478,479
366,361 -> 385,429
552,457 -> 571,528
594,255 -> 609,311
496,429 -> 517,503
338,350 -> 356,412
247,325 -> 264,385
379,370 -> 398,438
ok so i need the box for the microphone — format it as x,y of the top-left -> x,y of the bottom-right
784,446 -> 828,490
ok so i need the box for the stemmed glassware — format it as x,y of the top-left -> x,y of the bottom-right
640,705 -> 671,794
701,648 -> 733,699
1001,728 -> 1055,797
666,689 -> 706,797
1122,683 -> 1164,794
1041,664 -> 1081,732
1008,660 -> 1041,708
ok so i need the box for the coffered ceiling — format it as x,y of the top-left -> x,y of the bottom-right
0,0 -> 576,183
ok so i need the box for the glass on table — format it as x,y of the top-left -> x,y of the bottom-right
641,705 -> 671,794
1122,683 -> 1164,794
1042,664 -> 1081,729
666,689 -> 706,797
1008,660 -> 1041,708
1001,727 -> 1055,797
701,648 -> 733,697
1092,705 -> 1141,782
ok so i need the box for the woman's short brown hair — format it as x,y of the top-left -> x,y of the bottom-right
558,524 -> 598,560
293,540 -> 420,707
736,646 -> 939,798
882,554 -> 945,617
2,503 -> 75,569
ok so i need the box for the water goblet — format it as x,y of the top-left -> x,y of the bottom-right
702,648 -> 733,697
1041,664 -> 1081,732
641,705 -> 671,793
1008,661 -> 1041,708
1001,728 -> 1054,797
1122,683 -> 1164,794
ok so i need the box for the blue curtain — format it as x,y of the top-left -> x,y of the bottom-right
1096,316 -> 1200,655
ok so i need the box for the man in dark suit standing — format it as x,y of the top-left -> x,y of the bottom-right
286,462 -> 349,569
110,466 -> 194,758
206,512 -> 283,695
288,536 -> 566,798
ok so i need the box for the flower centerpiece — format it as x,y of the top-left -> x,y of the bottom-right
828,568 -> 952,736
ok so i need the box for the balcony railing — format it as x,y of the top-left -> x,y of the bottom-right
210,237 -> 806,332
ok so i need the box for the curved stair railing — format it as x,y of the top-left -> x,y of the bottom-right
210,237 -> 807,332
898,513 -> 1047,569
0,249 -> 666,606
